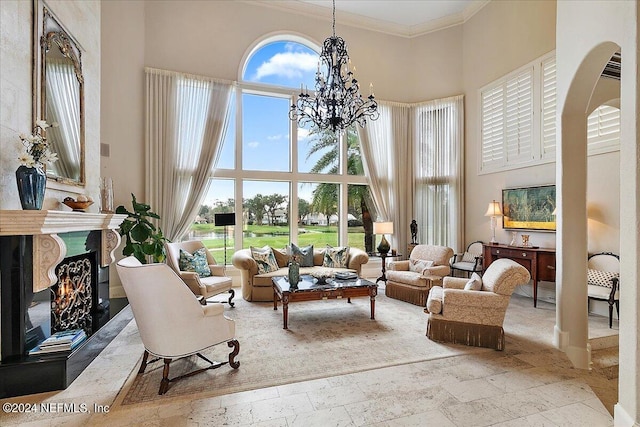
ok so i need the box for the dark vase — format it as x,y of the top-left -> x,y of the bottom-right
288,260 -> 300,290
15,165 -> 46,210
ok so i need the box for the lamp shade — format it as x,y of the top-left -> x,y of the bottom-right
373,222 -> 394,234
484,201 -> 503,217
214,213 -> 236,226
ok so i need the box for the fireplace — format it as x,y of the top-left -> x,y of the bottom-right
0,210 -> 128,398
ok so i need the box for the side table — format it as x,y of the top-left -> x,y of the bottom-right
375,253 -> 402,284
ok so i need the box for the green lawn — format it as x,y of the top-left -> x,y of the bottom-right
193,223 -> 367,263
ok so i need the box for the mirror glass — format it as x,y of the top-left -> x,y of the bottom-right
36,5 -> 85,185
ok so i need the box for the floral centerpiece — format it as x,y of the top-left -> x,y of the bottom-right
15,120 -> 58,210
18,120 -> 58,168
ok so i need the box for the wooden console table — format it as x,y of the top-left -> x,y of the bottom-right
482,243 -> 556,307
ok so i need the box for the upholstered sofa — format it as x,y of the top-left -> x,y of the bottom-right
232,247 -> 369,302
385,244 -> 454,306
425,258 -> 530,350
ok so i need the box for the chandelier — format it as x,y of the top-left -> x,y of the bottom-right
289,0 -> 379,133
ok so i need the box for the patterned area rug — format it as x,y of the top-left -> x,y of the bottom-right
118,292 -> 487,405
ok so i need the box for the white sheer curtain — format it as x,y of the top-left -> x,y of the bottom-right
145,68 -> 234,241
45,58 -> 81,180
414,95 -> 464,252
358,101 -> 413,254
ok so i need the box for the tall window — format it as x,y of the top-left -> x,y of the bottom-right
415,96 -> 464,249
189,38 -> 373,261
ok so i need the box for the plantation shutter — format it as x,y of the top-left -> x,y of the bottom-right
587,105 -> 620,153
541,57 -> 556,157
505,67 -> 533,162
481,85 -> 504,169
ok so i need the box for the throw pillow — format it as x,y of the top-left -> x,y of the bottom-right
289,243 -> 314,267
587,268 -> 618,288
251,245 -> 280,274
178,248 -> 211,278
464,272 -> 483,291
323,245 -> 350,268
461,251 -> 478,263
409,259 -> 434,275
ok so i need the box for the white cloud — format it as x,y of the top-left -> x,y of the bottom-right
248,141 -> 259,148
254,51 -> 318,81
267,134 -> 283,141
297,128 -> 311,140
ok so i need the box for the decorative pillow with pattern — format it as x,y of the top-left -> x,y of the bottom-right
323,245 -> 350,268
290,243 -> 314,267
409,259 -> 434,275
461,251 -> 478,263
251,246 -> 280,274
587,269 -> 618,288
464,272 -> 483,291
178,248 -> 211,278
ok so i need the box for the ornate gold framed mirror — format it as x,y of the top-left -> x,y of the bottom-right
33,0 -> 85,186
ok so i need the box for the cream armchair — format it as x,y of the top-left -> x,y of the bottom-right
425,258 -> 530,350
165,240 -> 235,306
116,257 -> 240,395
385,244 -> 454,306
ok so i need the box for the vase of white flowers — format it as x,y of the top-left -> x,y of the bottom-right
16,120 -> 57,210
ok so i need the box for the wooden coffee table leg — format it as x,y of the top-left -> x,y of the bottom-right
370,287 -> 377,319
370,295 -> 375,319
282,294 -> 289,329
273,289 -> 277,310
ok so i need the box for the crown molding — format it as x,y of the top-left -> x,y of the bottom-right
242,0 -> 491,38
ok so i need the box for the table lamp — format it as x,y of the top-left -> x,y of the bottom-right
373,221 -> 394,255
484,200 -> 503,243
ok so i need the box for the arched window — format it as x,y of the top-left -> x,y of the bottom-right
243,40 -> 319,89
191,36 -> 375,262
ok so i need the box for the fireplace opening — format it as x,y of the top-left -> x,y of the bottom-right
51,253 -> 96,336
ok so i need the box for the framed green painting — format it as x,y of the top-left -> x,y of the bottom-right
502,185 -> 556,231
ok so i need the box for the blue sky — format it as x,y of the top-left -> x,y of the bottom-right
204,41 -> 329,207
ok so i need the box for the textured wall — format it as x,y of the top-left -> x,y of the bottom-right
0,0 -> 101,210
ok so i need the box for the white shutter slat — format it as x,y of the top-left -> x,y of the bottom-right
587,105 -> 620,154
541,57 -> 556,156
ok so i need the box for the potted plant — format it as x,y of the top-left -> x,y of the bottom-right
116,193 -> 169,264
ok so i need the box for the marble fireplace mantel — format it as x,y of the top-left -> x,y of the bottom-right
0,210 -> 127,292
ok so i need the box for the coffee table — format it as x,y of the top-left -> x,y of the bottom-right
272,275 -> 378,329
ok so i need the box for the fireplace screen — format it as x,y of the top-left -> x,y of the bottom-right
50,253 -> 95,334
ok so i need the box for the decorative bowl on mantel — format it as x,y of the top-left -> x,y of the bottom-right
63,197 -> 94,212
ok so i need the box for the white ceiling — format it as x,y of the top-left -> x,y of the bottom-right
248,1 -> 490,38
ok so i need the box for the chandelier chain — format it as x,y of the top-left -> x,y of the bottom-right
332,0 -> 336,38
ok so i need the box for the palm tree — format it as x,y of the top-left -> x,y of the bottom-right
307,126 -> 376,253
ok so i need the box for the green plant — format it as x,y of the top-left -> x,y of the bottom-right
116,193 -> 169,264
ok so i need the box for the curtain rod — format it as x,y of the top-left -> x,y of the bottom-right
144,67 -> 237,86
381,94 -> 464,108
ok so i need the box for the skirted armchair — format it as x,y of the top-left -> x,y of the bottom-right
425,258 -> 530,350
386,244 -> 454,306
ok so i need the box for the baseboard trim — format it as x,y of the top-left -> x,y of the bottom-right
565,342 -> 591,370
554,324 -> 591,369
614,403 -> 635,426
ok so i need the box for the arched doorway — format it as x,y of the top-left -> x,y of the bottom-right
556,42 -> 621,369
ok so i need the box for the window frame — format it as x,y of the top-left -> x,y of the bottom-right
208,37 -> 369,251
478,51 -> 620,175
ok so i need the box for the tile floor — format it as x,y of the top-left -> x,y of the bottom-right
0,291 -> 618,427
